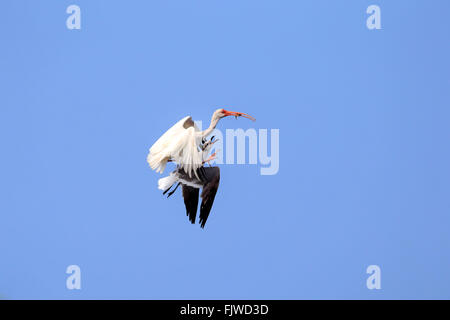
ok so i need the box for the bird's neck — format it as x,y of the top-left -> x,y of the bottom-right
200,117 -> 219,137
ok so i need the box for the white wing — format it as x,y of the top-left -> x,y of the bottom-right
147,116 -> 203,177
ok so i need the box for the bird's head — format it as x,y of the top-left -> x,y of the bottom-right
214,108 -> 256,121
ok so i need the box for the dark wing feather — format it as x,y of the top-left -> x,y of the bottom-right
183,117 -> 195,129
199,167 -> 220,228
182,185 -> 199,224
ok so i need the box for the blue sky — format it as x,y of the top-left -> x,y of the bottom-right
1,0 -> 449,299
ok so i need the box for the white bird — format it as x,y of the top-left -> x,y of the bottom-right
147,108 -> 255,178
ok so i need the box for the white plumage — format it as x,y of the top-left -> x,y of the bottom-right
157,173 -> 178,192
147,116 -> 203,177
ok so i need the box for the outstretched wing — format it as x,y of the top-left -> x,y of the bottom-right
182,185 -> 199,224
199,167 -> 220,228
147,116 -> 203,176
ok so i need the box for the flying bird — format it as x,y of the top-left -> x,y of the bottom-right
147,109 -> 255,228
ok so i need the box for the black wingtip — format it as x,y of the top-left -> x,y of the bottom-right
186,211 -> 195,224
182,185 -> 199,226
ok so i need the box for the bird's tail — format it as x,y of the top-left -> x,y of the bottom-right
158,173 -> 178,191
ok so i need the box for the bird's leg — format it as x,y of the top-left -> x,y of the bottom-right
167,182 -> 181,198
202,152 -> 217,166
163,184 -> 174,195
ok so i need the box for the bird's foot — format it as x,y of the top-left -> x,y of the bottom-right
203,152 -> 217,166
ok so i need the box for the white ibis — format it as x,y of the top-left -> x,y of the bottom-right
147,109 -> 255,228
147,109 -> 255,178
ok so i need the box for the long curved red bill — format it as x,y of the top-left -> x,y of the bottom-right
223,110 -> 256,121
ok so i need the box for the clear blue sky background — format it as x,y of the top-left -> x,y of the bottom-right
1,0 -> 449,299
